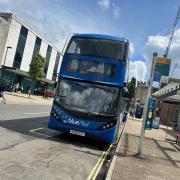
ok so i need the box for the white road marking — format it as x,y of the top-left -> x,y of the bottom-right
29,127 -> 52,137
29,127 -> 44,132
23,112 -> 49,115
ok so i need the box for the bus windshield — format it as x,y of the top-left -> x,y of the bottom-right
55,79 -> 120,116
66,37 -> 127,61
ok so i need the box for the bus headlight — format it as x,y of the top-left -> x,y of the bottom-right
101,121 -> 116,130
51,109 -> 59,120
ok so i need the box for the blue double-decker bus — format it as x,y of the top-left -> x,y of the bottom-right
48,34 -> 129,144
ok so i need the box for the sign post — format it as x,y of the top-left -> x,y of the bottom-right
137,53 -> 157,158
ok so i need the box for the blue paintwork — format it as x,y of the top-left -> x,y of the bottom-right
52,104 -> 105,130
73,33 -> 128,43
48,117 -> 117,144
60,54 -> 126,87
48,33 -> 128,143
48,104 -> 118,144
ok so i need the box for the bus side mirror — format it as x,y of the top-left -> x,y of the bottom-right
122,87 -> 129,98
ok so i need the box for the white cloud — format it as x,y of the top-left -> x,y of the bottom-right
112,3 -> 120,19
0,0 -> 110,51
127,61 -> 147,82
0,0 -> 8,3
97,0 -> 110,10
129,42 -> 134,57
143,28 -> 180,79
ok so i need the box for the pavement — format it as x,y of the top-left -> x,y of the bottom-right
111,119 -> 180,180
2,92 -> 53,105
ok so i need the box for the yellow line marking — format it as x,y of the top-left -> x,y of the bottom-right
29,127 -> 44,132
87,144 -> 113,180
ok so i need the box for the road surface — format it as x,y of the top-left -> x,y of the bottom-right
0,104 -> 118,180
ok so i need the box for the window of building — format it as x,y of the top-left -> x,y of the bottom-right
44,45 -> 52,75
52,52 -> 61,81
32,36 -> 42,61
13,25 -> 28,69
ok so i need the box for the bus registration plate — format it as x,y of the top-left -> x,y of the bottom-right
70,130 -> 85,136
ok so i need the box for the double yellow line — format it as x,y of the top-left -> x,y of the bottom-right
87,144 -> 113,180
87,123 -> 126,180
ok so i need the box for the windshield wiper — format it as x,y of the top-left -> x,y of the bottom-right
86,111 -> 118,118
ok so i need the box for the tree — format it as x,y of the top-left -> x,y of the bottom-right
127,77 -> 136,99
28,54 -> 45,81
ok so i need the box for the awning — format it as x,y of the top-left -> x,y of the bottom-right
152,79 -> 180,102
3,67 -> 55,84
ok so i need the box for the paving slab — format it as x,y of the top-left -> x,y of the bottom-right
111,119 -> 180,180
3,92 -> 53,105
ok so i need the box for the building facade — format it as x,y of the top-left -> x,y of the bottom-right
0,13 -> 62,93
153,78 -> 180,129
134,81 -> 148,105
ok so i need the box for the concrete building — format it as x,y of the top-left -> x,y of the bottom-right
0,13 -> 62,93
134,81 -> 148,105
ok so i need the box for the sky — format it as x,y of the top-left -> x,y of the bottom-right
0,0 -> 180,81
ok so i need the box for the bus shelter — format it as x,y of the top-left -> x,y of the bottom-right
153,79 -> 180,144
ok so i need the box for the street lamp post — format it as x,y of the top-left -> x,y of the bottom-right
137,52 -> 157,158
0,46 -> 12,79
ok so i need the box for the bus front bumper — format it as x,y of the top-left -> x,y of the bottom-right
48,117 -> 117,144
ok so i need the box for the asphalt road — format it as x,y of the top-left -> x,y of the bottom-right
0,104 -> 113,180
0,104 -> 51,120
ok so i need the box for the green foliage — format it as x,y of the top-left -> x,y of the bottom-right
28,54 -> 45,80
127,77 -> 136,99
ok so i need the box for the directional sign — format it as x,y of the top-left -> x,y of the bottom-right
152,57 -> 171,88
155,57 -> 171,76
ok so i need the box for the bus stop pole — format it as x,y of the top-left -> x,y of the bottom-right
137,53 -> 157,158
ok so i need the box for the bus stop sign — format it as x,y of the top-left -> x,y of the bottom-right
145,97 -> 156,130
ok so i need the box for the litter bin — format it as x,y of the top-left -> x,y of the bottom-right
152,116 -> 160,129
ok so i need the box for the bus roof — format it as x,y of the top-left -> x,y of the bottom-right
72,33 -> 128,43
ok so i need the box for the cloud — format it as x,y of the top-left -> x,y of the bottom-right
0,0 -> 8,3
129,42 -> 134,57
0,0 -> 110,50
112,3 -> 120,19
97,0 -> 110,10
127,60 -> 147,82
143,28 -> 180,79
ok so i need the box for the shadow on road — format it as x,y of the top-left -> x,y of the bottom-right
0,116 -> 109,151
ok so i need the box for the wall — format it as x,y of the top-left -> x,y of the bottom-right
1,13 -> 61,82
39,40 -> 48,58
4,18 -> 21,67
46,49 -> 57,80
160,102 -> 180,127
0,16 -> 11,66
160,103 -> 170,125
20,30 -> 36,71
135,83 -> 148,105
